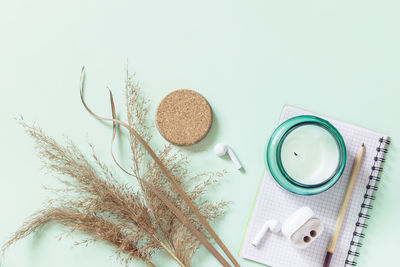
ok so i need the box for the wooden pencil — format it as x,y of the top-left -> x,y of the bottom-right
323,143 -> 365,267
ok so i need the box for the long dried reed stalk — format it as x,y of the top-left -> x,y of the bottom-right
2,69 -> 228,267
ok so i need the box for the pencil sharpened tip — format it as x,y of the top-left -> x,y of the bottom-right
362,143 -> 365,147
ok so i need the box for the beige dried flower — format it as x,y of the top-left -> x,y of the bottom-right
2,69 -> 228,267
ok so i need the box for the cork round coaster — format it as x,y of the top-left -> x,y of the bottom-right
156,89 -> 212,146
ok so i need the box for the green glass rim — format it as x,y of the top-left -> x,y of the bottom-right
265,115 -> 347,195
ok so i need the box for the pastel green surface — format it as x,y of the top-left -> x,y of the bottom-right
0,1 -> 399,267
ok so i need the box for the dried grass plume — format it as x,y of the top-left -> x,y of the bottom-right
2,69 -> 228,267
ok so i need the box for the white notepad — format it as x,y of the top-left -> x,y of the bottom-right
239,105 -> 390,267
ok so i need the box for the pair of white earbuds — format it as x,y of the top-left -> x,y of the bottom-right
214,143 -> 242,170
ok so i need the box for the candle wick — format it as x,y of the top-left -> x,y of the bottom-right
294,152 -> 298,156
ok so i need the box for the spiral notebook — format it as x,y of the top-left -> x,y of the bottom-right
239,105 -> 390,267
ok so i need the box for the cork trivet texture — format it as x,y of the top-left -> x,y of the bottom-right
156,89 -> 213,146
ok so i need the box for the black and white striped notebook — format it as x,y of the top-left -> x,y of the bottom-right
240,105 -> 390,267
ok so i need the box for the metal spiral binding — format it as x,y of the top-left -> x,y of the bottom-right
348,251 -> 360,257
356,222 -> 368,228
345,137 -> 390,266
358,212 -> 370,219
371,166 -> 383,171
366,185 -> 378,190
350,241 -> 363,247
374,156 -> 385,162
353,232 -> 365,238
361,203 -> 373,209
363,194 -> 375,200
379,137 -> 390,144
376,147 -> 388,153
345,260 -> 357,266
369,175 -> 381,182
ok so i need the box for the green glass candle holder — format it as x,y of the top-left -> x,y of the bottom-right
265,115 -> 346,195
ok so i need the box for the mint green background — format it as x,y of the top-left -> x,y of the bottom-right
1,1 -> 399,266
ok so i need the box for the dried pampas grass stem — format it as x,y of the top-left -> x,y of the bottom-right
2,67 -> 231,267
80,67 -> 236,266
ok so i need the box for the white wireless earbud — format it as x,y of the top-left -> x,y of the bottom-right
214,143 -> 242,170
252,219 -> 280,247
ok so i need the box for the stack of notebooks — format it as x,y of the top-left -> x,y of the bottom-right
240,105 -> 390,267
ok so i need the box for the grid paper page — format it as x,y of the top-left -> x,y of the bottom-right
240,105 -> 388,267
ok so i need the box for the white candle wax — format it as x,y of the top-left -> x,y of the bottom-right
280,125 -> 340,185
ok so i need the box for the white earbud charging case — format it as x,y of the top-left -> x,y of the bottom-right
281,207 -> 324,249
